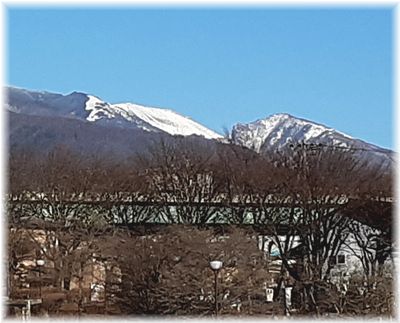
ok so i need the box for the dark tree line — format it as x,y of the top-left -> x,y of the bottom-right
7,139 -> 394,316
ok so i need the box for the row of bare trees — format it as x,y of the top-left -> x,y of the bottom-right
8,139 -> 391,220
7,139 -> 394,316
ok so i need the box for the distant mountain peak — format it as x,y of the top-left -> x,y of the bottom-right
5,86 -> 223,140
231,112 -> 392,171
232,113 -> 359,153
84,95 -> 223,139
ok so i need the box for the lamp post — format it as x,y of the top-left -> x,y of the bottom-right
36,259 -> 45,299
209,260 -> 223,317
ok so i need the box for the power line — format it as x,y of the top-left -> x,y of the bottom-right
288,141 -> 393,154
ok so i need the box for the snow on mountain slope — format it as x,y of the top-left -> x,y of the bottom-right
233,113 -> 360,152
231,113 -> 393,170
231,113 -> 395,174
231,113 -> 395,172
5,86 -> 222,140
85,95 -> 222,139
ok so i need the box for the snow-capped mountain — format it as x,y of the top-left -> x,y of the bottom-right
232,113 -> 354,152
5,86 -> 394,171
5,86 -> 222,140
232,113 -> 393,170
84,95 -> 222,139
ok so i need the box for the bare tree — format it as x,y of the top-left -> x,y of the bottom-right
98,225 -> 271,316
136,139 -> 222,224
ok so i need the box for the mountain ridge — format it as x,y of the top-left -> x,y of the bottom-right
232,112 -> 391,153
5,86 -> 222,140
5,86 -> 394,170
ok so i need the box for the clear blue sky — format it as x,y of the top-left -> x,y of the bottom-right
6,7 -> 394,149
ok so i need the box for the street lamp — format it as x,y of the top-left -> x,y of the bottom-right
209,260 -> 223,317
36,259 -> 45,299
